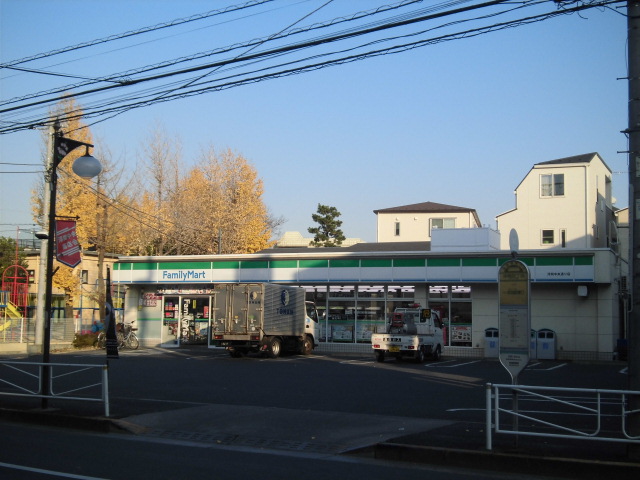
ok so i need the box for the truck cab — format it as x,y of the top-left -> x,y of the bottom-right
372,305 -> 444,363
305,301 -> 320,348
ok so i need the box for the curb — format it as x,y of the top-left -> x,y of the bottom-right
0,407 -> 124,434
349,442 -> 640,480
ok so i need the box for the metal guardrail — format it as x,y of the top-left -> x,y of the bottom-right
0,361 -> 110,416
486,383 -> 640,450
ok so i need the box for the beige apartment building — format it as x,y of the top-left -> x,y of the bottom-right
496,153 -> 616,250
374,201 -> 481,242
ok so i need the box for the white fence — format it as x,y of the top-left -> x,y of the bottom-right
0,360 -> 110,416
0,317 -> 76,346
486,383 -> 640,450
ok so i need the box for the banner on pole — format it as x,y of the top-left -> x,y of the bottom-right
55,219 -> 82,268
55,137 -> 88,163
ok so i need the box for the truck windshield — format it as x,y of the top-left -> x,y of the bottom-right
305,303 -> 319,323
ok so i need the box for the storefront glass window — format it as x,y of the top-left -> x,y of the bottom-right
387,285 -> 415,298
328,286 -> 355,342
356,286 -> 385,343
451,285 -> 471,298
429,285 -> 472,347
301,284 -> 427,344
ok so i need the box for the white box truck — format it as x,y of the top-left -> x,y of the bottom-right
210,283 -> 319,358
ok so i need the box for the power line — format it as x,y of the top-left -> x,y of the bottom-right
0,0 -> 532,126
0,0 -> 623,134
0,0 -> 274,69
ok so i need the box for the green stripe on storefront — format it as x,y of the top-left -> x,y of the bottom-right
241,261 -> 269,269
574,256 -> 593,265
132,263 -> 157,270
270,260 -> 298,268
498,257 -> 534,266
393,258 -> 425,267
427,258 -> 460,267
299,259 -> 329,268
536,257 -> 573,266
462,258 -> 497,267
331,259 -> 359,268
213,261 -> 240,269
361,259 -> 392,268
159,262 -> 211,269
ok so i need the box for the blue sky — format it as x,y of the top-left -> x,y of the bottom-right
0,0 -> 629,244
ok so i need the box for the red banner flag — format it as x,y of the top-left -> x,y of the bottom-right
55,219 -> 82,268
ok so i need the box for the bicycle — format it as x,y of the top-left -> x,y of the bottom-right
94,321 -> 139,350
119,321 -> 140,349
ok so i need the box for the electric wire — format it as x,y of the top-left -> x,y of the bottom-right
0,0 -> 624,135
0,0 -> 424,108
6,0 -> 615,133
0,0 -> 274,69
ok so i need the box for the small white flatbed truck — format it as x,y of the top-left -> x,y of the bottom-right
371,306 -> 444,363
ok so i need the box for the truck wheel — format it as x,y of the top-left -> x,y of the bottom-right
375,350 -> 385,363
415,347 -> 425,364
268,337 -> 282,358
300,336 -> 313,355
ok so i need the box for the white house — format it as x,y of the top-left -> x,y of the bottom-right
496,153 -> 616,251
374,201 -> 481,243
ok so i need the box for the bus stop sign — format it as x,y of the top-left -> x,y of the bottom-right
498,259 -> 531,383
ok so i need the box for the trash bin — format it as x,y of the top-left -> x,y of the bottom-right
536,329 -> 556,360
530,329 -> 537,360
484,328 -> 499,358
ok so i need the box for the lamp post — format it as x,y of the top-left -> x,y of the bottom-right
41,121 -> 102,409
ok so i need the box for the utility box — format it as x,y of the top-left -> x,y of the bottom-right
536,329 -> 556,360
484,328 -> 499,358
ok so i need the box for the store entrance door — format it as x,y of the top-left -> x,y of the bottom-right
161,295 -> 212,347
180,297 -> 210,345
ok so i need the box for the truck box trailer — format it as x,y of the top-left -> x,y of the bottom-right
210,283 -> 319,358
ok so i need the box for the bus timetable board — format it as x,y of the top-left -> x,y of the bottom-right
498,259 -> 530,383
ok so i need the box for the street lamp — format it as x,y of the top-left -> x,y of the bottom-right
41,122 -> 102,409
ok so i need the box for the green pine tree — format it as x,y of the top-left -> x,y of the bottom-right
308,204 -> 346,247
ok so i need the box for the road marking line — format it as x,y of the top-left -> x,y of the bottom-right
0,461 -> 108,480
526,363 -> 568,371
426,360 -> 481,368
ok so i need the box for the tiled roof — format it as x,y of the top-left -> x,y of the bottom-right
257,241 -> 431,255
535,152 -> 599,166
373,201 -> 475,214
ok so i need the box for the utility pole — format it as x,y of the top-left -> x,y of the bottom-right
34,123 -> 57,352
627,0 -> 640,461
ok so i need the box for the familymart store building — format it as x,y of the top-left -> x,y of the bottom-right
113,246 -> 624,361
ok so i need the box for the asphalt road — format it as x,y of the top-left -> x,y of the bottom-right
0,347 -> 636,479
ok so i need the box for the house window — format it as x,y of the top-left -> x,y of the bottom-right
430,218 -> 456,231
542,229 -> 554,244
560,229 -> 566,248
81,270 -> 89,284
541,174 -> 564,197
394,222 -> 400,236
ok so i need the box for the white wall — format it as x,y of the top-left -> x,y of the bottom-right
377,211 -> 479,242
497,156 -> 613,250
